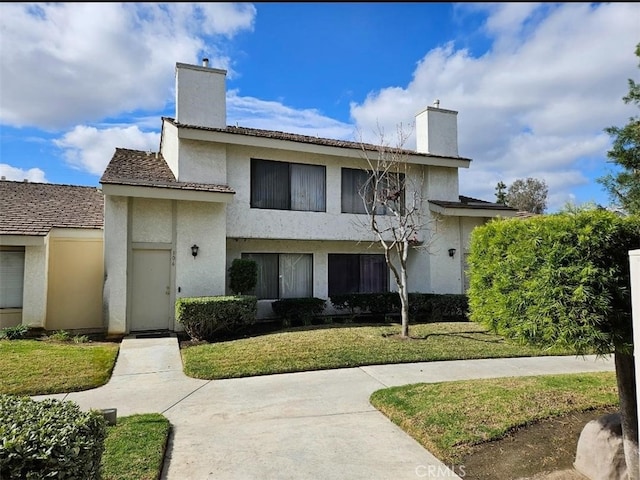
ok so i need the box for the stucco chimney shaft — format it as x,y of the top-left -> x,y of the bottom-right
175,61 -> 227,129
415,105 -> 459,157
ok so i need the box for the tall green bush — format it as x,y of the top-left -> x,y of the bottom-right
467,208 -> 640,475
468,210 -> 639,354
228,258 -> 257,295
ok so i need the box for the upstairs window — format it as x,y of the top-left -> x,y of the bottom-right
251,159 -> 326,212
328,254 -> 389,296
341,168 -> 405,215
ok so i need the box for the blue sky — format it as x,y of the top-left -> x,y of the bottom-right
1,2 -> 638,211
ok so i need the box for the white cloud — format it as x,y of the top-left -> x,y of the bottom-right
53,125 -> 160,175
0,164 -> 47,183
350,3 -> 640,210
0,3 -> 256,130
227,90 -> 356,140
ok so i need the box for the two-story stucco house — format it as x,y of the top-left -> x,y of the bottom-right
99,59 -> 516,336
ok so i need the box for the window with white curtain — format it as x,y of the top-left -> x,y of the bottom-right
328,253 -> 389,296
242,253 -> 313,299
0,249 -> 25,308
251,159 -> 326,212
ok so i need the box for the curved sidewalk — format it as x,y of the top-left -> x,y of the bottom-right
34,337 -> 615,480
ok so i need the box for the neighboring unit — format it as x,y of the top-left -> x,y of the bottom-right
0,181 -> 104,331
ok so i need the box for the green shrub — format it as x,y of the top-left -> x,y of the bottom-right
176,295 -> 257,341
329,293 -> 400,317
330,293 -> 468,323
271,297 -> 326,326
408,293 -> 469,322
0,395 -> 106,479
0,324 -> 29,340
228,258 -> 258,295
467,209 -> 640,354
46,330 -> 71,342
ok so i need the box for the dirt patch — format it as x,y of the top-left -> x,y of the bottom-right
459,408 -> 616,480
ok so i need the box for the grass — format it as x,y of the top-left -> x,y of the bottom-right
0,339 -> 119,395
369,371 -> 619,464
181,321 -> 578,379
101,413 -> 170,480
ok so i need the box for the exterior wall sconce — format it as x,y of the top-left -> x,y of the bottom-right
448,248 -> 456,258
191,244 -> 199,257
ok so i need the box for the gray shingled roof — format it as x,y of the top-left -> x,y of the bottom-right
429,195 -> 517,211
0,180 -> 104,236
100,148 -> 235,193
163,117 -> 473,162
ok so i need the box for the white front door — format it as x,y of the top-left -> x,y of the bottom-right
131,248 -> 171,331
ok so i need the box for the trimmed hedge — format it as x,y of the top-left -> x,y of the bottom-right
271,298 -> 326,326
0,395 -> 106,479
176,295 -> 257,341
329,292 -> 468,322
467,209 -> 640,354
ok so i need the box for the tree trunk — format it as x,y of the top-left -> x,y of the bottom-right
400,288 -> 409,338
614,349 -> 639,480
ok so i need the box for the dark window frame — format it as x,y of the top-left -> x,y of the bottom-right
328,253 -> 389,296
341,167 -> 405,215
250,158 -> 326,212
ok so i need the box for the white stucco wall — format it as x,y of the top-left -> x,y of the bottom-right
104,196 -> 129,335
161,120 -> 180,179
429,216 -> 462,294
131,198 -> 173,243
415,107 -> 459,157
21,243 -> 48,328
176,140 -> 227,184
175,201 -> 227,305
176,63 -> 226,129
427,166 -> 459,202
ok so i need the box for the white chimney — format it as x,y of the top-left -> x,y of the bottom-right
175,61 -> 227,129
415,104 -> 459,157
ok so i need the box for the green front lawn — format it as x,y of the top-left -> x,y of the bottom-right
102,413 -> 170,480
181,322 -> 576,379
369,371 -> 618,464
0,340 -> 119,395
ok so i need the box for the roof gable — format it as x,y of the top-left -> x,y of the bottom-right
100,148 -> 235,194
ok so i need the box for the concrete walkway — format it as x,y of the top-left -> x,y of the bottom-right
33,337 -> 615,480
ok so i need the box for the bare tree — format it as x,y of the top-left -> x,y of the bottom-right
506,177 -> 548,214
356,124 -> 436,338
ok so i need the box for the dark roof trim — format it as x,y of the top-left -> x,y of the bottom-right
429,195 -> 518,211
163,117 -> 473,163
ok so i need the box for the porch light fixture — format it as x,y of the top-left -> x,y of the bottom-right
448,248 -> 456,258
191,244 -> 199,258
